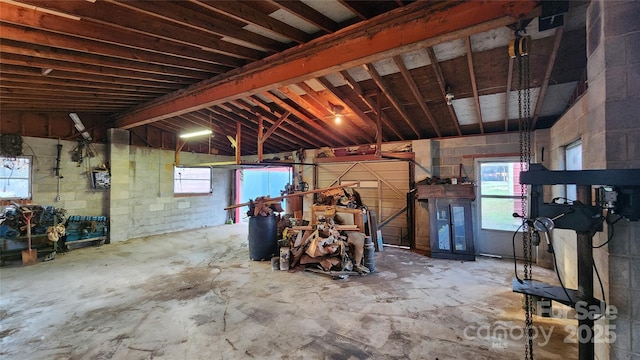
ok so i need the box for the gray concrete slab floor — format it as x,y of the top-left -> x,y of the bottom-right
0,223 -> 578,360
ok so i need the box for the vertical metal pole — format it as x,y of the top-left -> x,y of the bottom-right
576,184 -> 594,360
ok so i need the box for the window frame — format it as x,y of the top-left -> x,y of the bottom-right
173,166 -> 213,196
0,155 -> 33,200
478,159 -> 526,231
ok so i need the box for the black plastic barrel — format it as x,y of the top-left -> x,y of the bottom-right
248,215 -> 278,261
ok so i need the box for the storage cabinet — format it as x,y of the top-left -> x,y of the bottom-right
429,198 -> 474,260
416,184 -> 475,261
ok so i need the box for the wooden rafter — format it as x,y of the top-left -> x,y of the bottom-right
465,36 -> 484,134
392,55 -> 442,137
257,92 -> 348,147
190,0 -> 310,44
0,2 -> 245,68
0,23 -> 226,74
337,0 -> 368,20
315,77 -> 380,141
363,63 -> 421,138
229,100 -> 321,148
532,27 -> 565,129
273,87 -> 353,145
505,56 -> 514,132
115,1 -> 536,128
107,0 -> 284,53
426,47 -> 462,136
265,0 -> 338,34
293,82 -> 374,144
339,70 -> 404,140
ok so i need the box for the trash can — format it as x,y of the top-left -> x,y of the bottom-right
248,215 -> 278,261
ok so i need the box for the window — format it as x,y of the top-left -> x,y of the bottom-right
174,166 -> 212,195
479,161 -> 526,231
565,141 -> 582,202
0,156 -> 32,199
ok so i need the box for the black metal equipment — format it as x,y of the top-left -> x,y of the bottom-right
515,163 -> 640,360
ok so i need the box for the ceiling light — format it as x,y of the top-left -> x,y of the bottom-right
69,112 -> 85,131
334,114 -> 342,124
41,68 -> 53,76
179,129 -> 213,139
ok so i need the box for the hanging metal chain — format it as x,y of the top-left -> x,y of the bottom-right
516,34 -> 534,360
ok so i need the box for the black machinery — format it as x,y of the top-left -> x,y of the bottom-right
514,164 -> 640,360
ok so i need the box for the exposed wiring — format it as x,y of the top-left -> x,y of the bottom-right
512,222 -> 525,283
593,213 -> 625,248
541,222 -> 573,304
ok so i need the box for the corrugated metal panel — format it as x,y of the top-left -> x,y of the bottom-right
316,159 -> 410,246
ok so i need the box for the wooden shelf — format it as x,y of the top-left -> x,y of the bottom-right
314,152 -> 414,163
416,184 -> 475,200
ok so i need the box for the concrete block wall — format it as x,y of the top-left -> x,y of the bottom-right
22,136 -> 108,216
429,133 -> 523,180
123,147 -> 234,239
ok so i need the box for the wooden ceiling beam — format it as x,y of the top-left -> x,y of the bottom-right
0,73 -> 169,95
0,40 -> 214,79
265,0 -> 338,34
337,0 -> 368,20
191,0 -> 310,44
291,82 -> 374,144
106,0 -> 284,53
427,47 -> 462,136
0,23 -> 228,73
226,103 -> 308,147
0,1 -> 245,68
211,104 -> 292,150
392,55 -> 442,137
532,27 -> 564,129
465,36 -> 484,134
505,56 -> 514,132
257,92 -> 348,147
0,64 -> 186,90
315,77 -> 380,140
274,87 -> 354,146
116,0 -> 537,128
94,0 -> 264,60
0,80 -> 154,98
231,100 -> 321,148
0,53 -> 202,84
363,63 -> 421,138
339,70 -> 403,140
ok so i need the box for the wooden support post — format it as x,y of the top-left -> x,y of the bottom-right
376,89 -> 382,156
257,115 -> 263,162
235,122 -> 241,165
576,184 -> 594,360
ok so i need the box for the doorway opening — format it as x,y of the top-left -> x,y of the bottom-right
475,159 -> 530,258
235,167 -> 292,222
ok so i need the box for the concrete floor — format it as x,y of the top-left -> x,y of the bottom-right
1,223 -> 578,360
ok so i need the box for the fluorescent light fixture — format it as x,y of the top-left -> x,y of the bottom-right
41,68 -> 53,76
179,129 -> 213,139
68,112 -> 85,131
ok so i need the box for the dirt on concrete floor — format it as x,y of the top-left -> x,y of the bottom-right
0,223 -> 578,360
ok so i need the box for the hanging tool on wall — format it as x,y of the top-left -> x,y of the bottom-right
54,140 -> 63,202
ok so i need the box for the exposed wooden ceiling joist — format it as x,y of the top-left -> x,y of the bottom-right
115,1 -> 537,129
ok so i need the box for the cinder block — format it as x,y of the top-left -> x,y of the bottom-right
605,35 -> 627,68
610,255 -> 632,288
633,291 -> 640,322
606,131 -> 629,161
606,67 -> 628,100
178,201 -> 191,209
604,0 -> 640,37
606,99 -> 640,130
610,318 -> 631,352
610,285 -> 631,320
631,259 -> 640,290
629,63 -> 640,98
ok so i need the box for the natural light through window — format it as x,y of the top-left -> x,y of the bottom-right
174,166 -> 212,194
0,156 -> 32,199
479,161 -> 525,231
